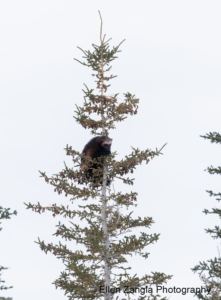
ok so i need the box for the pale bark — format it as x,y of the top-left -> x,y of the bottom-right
99,10 -> 111,300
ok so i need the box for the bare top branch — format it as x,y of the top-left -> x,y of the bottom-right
98,10 -> 103,45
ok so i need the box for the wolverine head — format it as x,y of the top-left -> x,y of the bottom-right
101,136 -> 112,151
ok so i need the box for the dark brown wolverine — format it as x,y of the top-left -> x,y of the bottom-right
81,136 -> 112,186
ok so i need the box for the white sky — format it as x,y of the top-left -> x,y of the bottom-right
0,1 -> 221,299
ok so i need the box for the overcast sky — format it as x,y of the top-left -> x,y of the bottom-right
1,1 -> 221,299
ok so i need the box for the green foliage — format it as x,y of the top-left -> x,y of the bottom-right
0,207 -> 17,232
25,13 -> 171,300
0,206 -> 17,294
192,132 -> 221,299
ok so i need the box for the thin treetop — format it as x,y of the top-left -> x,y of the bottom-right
25,12 -> 171,300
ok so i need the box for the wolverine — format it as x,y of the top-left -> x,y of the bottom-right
81,136 -> 112,186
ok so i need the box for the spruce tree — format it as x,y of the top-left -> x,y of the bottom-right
0,206 -> 17,293
192,132 -> 221,299
25,12 -> 171,300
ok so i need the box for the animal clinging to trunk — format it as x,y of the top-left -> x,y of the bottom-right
81,136 -> 112,186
